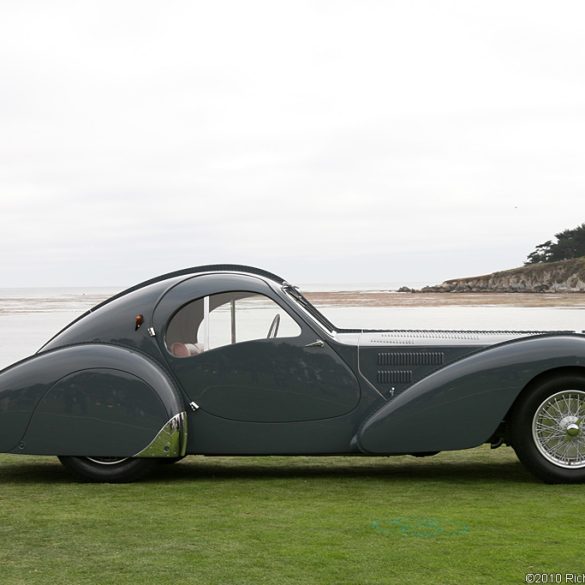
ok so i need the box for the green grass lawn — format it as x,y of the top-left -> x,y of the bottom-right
0,447 -> 583,585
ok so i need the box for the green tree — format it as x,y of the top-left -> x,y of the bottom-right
525,223 -> 585,264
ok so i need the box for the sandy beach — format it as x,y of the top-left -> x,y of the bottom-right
306,291 -> 585,308
2,290 -> 585,316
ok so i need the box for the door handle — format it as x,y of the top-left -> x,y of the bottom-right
305,339 -> 324,348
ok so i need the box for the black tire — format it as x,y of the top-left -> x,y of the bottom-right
510,375 -> 585,483
58,456 -> 158,483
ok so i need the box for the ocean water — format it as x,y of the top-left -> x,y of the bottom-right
1,288 -> 584,370
0,288 -> 117,370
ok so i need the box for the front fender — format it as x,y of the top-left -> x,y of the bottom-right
356,335 -> 585,454
0,344 -> 187,458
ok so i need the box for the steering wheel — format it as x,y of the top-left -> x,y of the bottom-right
267,314 -> 281,339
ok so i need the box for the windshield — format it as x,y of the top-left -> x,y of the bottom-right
282,284 -> 337,334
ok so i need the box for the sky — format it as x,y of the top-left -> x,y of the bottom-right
1,1 -> 584,287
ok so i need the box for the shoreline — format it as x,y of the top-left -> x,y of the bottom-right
1,291 -> 585,313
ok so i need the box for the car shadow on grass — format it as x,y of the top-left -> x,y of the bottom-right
151,457 -> 535,484
0,458 -> 73,484
0,456 -> 535,484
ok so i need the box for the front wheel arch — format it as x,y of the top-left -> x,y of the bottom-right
509,366 -> 585,416
497,366 -> 585,441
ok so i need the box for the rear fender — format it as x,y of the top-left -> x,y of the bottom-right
0,344 -> 187,458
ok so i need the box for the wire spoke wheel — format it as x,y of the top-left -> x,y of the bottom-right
510,375 -> 585,483
532,390 -> 585,469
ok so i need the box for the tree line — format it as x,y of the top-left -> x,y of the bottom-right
526,223 -> 585,264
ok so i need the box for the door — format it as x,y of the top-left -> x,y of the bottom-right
160,286 -> 360,424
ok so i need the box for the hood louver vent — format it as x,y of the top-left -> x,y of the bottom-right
377,352 -> 445,367
377,370 -> 413,384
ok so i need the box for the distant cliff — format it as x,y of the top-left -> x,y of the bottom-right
422,256 -> 585,293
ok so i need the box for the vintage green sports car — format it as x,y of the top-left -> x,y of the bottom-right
1,264 -> 585,483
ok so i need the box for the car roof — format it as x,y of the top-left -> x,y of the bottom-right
89,264 -> 286,314
36,265 -> 287,354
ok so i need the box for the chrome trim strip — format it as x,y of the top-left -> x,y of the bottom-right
134,412 -> 188,458
231,299 -> 236,344
203,295 -> 210,351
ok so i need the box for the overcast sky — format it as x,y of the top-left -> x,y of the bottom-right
1,1 -> 584,287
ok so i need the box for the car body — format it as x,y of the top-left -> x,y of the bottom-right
1,264 -> 585,483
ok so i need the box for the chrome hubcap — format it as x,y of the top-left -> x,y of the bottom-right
566,423 -> 580,437
532,390 -> 585,468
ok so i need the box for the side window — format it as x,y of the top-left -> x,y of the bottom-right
165,291 -> 302,358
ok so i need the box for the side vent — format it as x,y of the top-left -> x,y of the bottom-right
377,370 -> 413,384
377,352 -> 445,367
